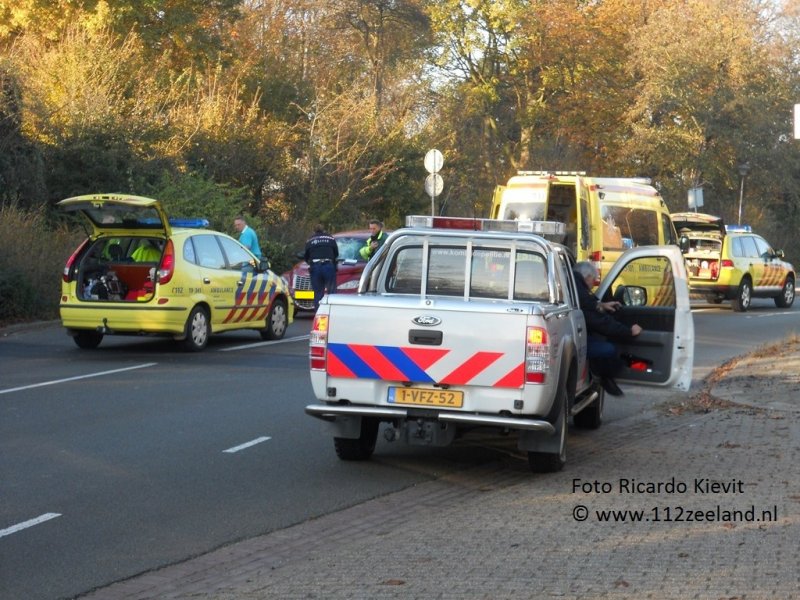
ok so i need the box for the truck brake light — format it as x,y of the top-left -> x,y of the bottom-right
309,314 -> 329,370
525,326 -> 550,384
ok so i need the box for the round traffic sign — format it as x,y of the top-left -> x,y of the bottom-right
424,149 -> 444,174
425,173 -> 444,196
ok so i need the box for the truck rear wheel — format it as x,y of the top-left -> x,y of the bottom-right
528,381 -> 568,473
333,417 -> 379,461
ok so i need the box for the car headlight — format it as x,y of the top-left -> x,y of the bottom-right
337,279 -> 359,290
280,275 -> 290,287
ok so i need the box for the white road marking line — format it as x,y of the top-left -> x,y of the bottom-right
223,436 -> 272,454
0,363 -> 157,395
0,513 -> 61,538
218,335 -> 309,352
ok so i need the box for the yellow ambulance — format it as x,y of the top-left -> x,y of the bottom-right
490,171 -> 679,290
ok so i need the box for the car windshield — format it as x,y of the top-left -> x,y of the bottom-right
336,236 -> 368,262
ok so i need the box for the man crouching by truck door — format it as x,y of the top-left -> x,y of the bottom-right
573,261 -> 642,396
304,224 -> 339,311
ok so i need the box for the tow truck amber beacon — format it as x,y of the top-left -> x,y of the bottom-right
306,215 -> 694,473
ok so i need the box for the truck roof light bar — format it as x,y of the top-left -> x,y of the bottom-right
516,170 -> 586,176
405,215 -> 565,237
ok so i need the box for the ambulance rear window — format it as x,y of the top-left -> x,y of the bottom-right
601,205 -> 659,250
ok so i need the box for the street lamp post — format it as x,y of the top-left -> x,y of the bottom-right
737,161 -> 750,226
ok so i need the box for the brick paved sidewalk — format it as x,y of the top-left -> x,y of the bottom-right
82,343 -> 800,600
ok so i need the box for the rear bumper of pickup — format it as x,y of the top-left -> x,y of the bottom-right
304,404 -> 556,435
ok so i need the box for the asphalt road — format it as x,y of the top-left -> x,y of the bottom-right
1,297 -> 798,600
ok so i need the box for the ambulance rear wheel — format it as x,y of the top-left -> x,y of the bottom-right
73,330 -> 103,349
732,278 -> 752,312
775,277 -> 795,308
334,418 -> 379,461
182,306 -> 209,351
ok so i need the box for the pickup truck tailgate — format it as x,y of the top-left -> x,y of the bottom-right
324,296 -> 530,389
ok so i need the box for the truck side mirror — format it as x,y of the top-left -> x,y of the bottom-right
614,285 -> 647,307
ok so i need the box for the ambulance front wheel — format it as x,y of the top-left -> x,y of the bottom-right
775,277 -> 795,308
333,417 -> 379,461
260,298 -> 288,340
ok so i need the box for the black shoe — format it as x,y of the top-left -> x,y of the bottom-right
602,377 -> 624,397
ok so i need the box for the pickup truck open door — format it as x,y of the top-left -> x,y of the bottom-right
595,245 -> 694,391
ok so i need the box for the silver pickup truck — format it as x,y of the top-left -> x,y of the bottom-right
306,216 -> 694,472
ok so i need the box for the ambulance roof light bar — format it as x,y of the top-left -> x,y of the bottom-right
405,215 -> 566,237
725,224 -> 752,233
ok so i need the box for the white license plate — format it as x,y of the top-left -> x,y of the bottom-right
387,387 -> 464,408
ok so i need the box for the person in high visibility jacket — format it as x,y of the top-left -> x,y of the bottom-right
131,239 -> 161,262
359,219 -> 387,261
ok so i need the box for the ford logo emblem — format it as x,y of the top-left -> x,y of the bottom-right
412,315 -> 441,326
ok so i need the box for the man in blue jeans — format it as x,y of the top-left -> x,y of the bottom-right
304,224 -> 339,310
573,261 -> 642,396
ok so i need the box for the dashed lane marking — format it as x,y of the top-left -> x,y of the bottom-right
223,436 -> 272,453
217,335 -> 309,352
0,363 -> 157,395
0,513 -> 61,538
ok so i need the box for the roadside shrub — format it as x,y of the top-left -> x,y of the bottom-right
261,239 -> 294,277
0,268 -> 36,323
0,204 -> 81,326
144,171 -> 294,275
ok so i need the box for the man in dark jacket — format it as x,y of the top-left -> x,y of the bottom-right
573,261 -> 642,396
304,224 -> 339,310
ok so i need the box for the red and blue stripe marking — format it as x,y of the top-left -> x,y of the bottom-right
326,343 -> 524,388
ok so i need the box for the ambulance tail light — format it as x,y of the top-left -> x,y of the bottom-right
525,326 -> 550,384
720,259 -> 734,269
63,239 -> 89,282
310,314 -> 329,371
157,239 -> 176,284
